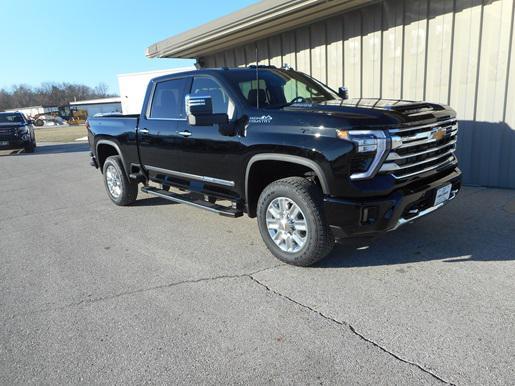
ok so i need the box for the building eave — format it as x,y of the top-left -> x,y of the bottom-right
146,0 -> 374,59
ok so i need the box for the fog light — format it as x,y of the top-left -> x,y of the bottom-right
361,206 -> 378,225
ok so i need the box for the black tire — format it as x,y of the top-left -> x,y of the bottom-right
34,119 -> 44,126
24,141 -> 35,153
256,177 -> 334,266
102,155 -> 138,206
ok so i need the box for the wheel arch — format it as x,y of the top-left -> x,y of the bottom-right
245,154 -> 330,217
96,140 -> 128,175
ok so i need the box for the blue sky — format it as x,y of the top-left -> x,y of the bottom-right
0,0 -> 257,94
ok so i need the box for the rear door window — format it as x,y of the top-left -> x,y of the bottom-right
150,78 -> 187,119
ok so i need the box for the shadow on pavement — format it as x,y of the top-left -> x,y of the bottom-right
131,197 -> 179,206
317,188 -> 515,268
21,142 -> 90,155
1,143 -> 90,156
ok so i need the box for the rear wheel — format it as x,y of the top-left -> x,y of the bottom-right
256,177 -> 334,266
103,155 -> 138,206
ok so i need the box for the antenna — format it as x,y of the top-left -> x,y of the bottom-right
255,46 -> 259,109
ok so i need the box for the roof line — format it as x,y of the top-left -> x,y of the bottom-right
146,0 -> 373,59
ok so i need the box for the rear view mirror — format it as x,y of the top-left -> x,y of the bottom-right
185,95 -> 229,126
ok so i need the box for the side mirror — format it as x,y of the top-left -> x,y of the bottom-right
338,86 -> 349,100
185,95 -> 228,126
27,119 -> 34,125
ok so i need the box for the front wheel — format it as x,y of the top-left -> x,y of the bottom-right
103,155 -> 138,206
24,141 -> 35,153
256,177 -> 334,266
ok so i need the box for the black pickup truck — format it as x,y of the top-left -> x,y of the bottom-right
0,112 -> 36,153
87,66 -> 461,266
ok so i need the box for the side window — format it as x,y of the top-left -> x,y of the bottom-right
191,77 -> 232,116
150,78 -> 186,119
239,79 -> 271,106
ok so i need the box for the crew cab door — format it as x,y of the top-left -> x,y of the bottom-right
175,75 -> 243,194
138,77 -> 189,177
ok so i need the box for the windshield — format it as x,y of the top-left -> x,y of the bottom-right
0,113 -> 24,124
226,69 -> 338,108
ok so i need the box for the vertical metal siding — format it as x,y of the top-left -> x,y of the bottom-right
326,16 -> 344,89
382,0 -> 404,99
200,0 -> 515,189
269,35 -> 283,67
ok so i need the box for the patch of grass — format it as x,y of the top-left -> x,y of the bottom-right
35,125 -> 88,143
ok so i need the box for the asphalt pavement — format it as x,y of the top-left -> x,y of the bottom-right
1,143 -> 514,384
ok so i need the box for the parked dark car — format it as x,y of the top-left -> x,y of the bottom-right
87,66 -> 461,266
0,112 -> 36,153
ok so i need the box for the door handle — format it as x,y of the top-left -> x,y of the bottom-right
139,128 -> 149,134
178,130 -> 192,137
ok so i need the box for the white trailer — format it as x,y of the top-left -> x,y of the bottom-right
117,67 -> 194,115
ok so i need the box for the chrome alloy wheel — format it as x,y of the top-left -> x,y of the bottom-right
266,197 -> 308,253
106,165 -> 122,199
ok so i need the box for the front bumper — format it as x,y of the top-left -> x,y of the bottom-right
0,138 -> 27,150
324,168 -> 462,236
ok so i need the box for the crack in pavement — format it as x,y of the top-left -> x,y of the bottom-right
247,275 -> 456,386
4,262 -> 453,384
5,264 -> 283,320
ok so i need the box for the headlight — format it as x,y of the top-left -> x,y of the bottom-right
15,125 -> 29,140
336,129 -> 389,180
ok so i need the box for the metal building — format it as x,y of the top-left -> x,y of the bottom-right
4,106 -> 57,118
147,0 -> 515,189
69,97 -> 122,117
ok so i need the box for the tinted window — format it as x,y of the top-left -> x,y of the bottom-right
225,69 -> 338,108
0,113 -> 24,123
190,77 -> 229,114
150,78 -> 186,119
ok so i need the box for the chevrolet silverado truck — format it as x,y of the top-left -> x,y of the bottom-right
87,66 -> 461,266
0,112 -> 36,153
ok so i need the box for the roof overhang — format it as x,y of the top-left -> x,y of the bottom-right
146,0 -> 375,59
70,97 -> 121,106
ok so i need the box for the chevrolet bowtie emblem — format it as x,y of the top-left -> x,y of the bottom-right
431,127 -> 446,141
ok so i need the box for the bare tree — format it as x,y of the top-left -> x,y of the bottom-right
94,83 -> 109,97
0,83 -> 117,111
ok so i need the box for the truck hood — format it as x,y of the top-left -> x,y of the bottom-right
282,98 -> 455,127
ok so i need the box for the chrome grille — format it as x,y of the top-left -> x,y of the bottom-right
0,128 -> 14,135
380,119 -> 458,179
0,128 -> 15,141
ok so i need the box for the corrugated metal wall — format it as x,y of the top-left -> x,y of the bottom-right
200,0 -> 515,189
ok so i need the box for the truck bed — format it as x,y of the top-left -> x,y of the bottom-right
87,114 -> 139,137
